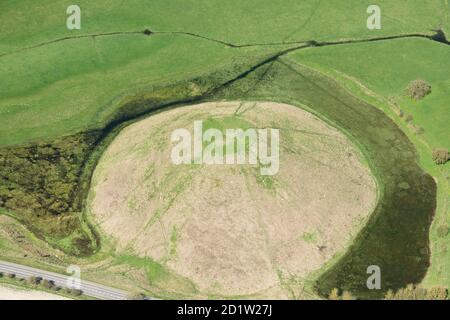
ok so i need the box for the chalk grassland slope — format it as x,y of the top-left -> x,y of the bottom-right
289,38 -> 450,290
0,0 -> 447,51
89,101 -> 376,298
0,132 -> 101,256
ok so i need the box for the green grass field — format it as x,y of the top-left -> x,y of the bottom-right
291,38 -> 450,149
0,34 -> 273,145
1,0 -> 447,50
0,1 -> 449,299
0,0 -> 447,146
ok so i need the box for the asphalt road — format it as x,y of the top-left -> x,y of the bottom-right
0,260 -> 128,300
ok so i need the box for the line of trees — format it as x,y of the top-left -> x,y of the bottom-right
328,288 -> 355,300
327,284 -> 448,300
385,284 -> 448,300
0,271 -> 83,297
26,275 -> 83,296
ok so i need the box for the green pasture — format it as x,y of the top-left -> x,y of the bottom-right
1,0 -> 447,51
0,0 -> 447,146
0,34 -> 271,146
290,38 -> 450,149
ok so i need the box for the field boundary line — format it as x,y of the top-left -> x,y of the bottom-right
1,28 -> 447,60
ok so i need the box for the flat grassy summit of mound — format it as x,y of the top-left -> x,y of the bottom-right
89,101 -> 376,298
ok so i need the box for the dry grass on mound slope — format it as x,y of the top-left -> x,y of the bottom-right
89,101 -> 377,297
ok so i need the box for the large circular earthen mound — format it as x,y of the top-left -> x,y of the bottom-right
89,101 -> 377,298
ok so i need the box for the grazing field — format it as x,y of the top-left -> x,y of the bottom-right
0,34 -> 270,146
89,101 -> 376,297
0,0 -> 447,146
1,0 -> 446,51
0,1 -> 448,300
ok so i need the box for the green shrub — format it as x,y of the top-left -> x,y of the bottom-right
437,224 -> 449,238
0,131 -> 101,256
70,289 -> 83,296
127,292 -> 146,300
432,149 -> 450,165
407,79 -> 432,100
414,126 -> 425,135
28,276 -> 39,285
41,279 -> 54,289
